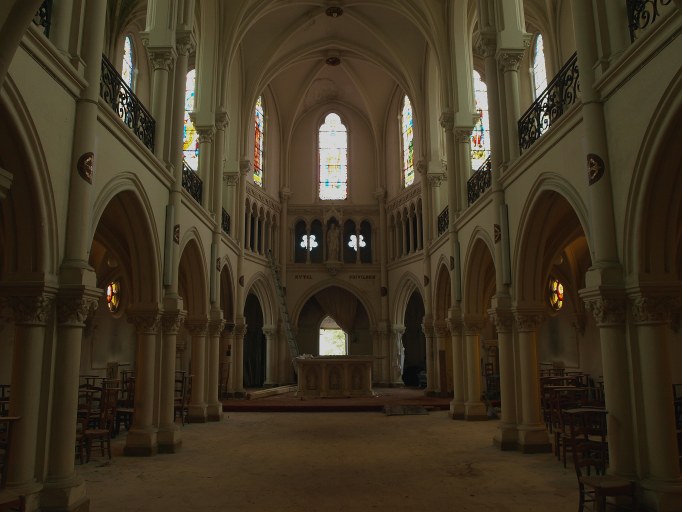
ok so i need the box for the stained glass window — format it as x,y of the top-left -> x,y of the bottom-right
401,95 -> 414,187
106,280 -> 120,313
471,70 -> 490,172
319,113 -> 347,200
348,234 -> 366,252
548,277 -> 564,311
183,70 -> 199,171
532,33 -> 548,100
254,96 -> 264,187
300,234 -> 318,251
122,36 -> 134,91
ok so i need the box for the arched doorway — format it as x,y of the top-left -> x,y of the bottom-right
243,293 -> 265,388
402,291 -> 426,387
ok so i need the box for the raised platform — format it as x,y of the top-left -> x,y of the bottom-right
221,387 -> 450,412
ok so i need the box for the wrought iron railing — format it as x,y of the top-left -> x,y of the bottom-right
33,0 -> 53,37
100,55 -> 155,151
627,0 -> 674,42
467,157 -> 492,206
437,206 -> 449,237
221,208 -> 231,235
182,160 -> 202,204
518,52 -> 579,154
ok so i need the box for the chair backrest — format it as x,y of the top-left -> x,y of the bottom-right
98,387 -> 119,431
0,416 -> 20,490
568,408 -> 608,476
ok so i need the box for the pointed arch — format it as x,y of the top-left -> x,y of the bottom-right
243,272 -> 276,327
462,231 -> 496,317
391,271 -> 424,326
178,233 -> 209,316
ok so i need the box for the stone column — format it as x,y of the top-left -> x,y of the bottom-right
224,174 -> 239,237
447,312 -> 465,419
630,290 -> 682,507
42,290 -> 99,511
212,110 -> 228,217
581,293 -> 636,476
422,317 -> 436,395
145,47 -> 176,161
263,325 -> 278,387
489,309 -> 517,449
206,314 -> 225,420
513,309 -> 551,453
220,326 -> 234,397
454,128 -> 474,209
463,317 -> 487,420
158,306 -> 186,453
433,322 -> 450,396
186,317 -> 208,422
497,50 -> 525,163
124,306 -> 161,456
389,324 -> 405,387
48,0 -> 74,55
2,287 -> 55,501
195,127 -> 215,211
439,110 -> 458,214
232,322 -> 247,397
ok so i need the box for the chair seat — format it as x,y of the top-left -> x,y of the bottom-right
580,475 -> 635,492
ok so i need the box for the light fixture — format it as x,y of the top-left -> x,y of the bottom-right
325,6 -> 343,18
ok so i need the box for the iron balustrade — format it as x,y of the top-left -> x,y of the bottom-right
222,208 -> 231,235
33,0 -> 53,37
518,52 -> 579,154
627,0 -> 674,42
182,160 -> 203,204
467,157 -> 492,206
437,206 -> 449,237
100,55 -> 155,151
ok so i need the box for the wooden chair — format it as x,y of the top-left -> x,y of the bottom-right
115,376 -> 135,437
0,416 -> 24,512
174,372 -> 191,425
83,387 -> 118,462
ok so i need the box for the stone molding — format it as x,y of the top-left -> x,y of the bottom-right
175,32 -> 196,57
57,292 -> 99,327
513,310 -> 544,332
223,173 -> 240,186
215,110 -> 230,131
197,127 -> 215,145
162,309 -> 187,335
185,318 -> 209,337
463,316 -> 486,335
488,309 -> 513,334
209,318 -> 227,336
147,48 -> 176,72
455,128 -> 472,144
630,295 -> 673,325
584,297 -> 626,327
8,294 -> 55,326
498,50 -> 525,72
128,309 -> 161,335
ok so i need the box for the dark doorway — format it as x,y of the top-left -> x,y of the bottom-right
243,293 -> 266,388
402,291 -> 426,387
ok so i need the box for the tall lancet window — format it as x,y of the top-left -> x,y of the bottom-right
471,70 -> 490,171
183,69 -> 199,170
253,96 -> 264,187
532,33 -> 548,99
401,95 -> 414,187
319,113 -> 348,200
121,36 -> 134,91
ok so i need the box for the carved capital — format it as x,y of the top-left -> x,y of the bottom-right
224,173 -> 240,186
57,295 -> 99,327
186,318 -> 209,337
128,309 -> 161,335
463,316 -> 486,335
176,33 -> 196,57
240,160 -> 252,176
434,321 -> 450,338
479,31 -> 497,58
390,324 -> 405,336
498,50 -> 525,72
233,322 -> 247,337
631,295 -> 673,325
416,160 -> 427,176
427,174 -> 444,188
197,127 -> 215,145
262,326 -> 277,338
488,309 -> 513,334
373,187 -> 386,201
162,309 -> 187,335
455,128 -> 472,144
215,110 -> 230,130
584,297 -> 626,327
513,310 -> 545,332
9,294 -> 55,325
148,48 -> 176,71
209,318 -> 227,336
439,109 -> 454,131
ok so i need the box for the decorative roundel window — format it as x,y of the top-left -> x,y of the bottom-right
548,278 -> 564,311
106,280 -> 121,313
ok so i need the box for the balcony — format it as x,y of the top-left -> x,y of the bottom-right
182,161 -> 203,204
437,206 -> 449,237
32,0 -> 53,37
467,157 -> 492,206
627,0 -> 676,41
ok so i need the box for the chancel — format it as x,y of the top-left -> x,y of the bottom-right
0,1 -> 681,511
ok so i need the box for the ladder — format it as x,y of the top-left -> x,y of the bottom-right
266,250 -> 300,373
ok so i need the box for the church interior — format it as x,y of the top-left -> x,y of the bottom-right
0,0 -> 681,510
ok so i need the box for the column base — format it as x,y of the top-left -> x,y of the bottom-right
449,400 -> 465,419
157,426 -> 182,454
639,477 -> 682,512
464,401 -> 488,421
41,476 -> 89,512
493,422 -> 518,451
124,428 -> 158,456
206,403 -> 223,421
262,382 -> 278,388
517,425 -> 551,453
188,404 -> 207,423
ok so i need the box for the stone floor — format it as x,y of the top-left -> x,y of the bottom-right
76,389 -> 580,512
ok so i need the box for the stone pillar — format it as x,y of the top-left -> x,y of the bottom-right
42,290 -> 99,511
462,317 -> 487,420
206,314 -> 225,420
48,0 -> 74,55
447,312 -> 465,419
186,317 -> 208,422
124,306 -> 161,456
232,322 -> 247,397
263,325 -> 278,387
422,317 -> 436,395
145,47 -> 176,161
212,110 -> 228,216
440,110 -> 458,214
433,322 -> 450,396
454,128 -> 473,209
581,294 -> 636,476
2,287 -> 55,503
158,305 -> 185,453
195,127 -> 215,211
489,309 -> 517,450
389,324 -> 405,387
630,290 -> 682,509
513,309 -> 551,453
497,50 -> 525,163
220,326 -> 234,397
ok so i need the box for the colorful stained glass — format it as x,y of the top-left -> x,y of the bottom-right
471,70 -> 490,172
549,277 -> 564,311
319,113 -> 347,200
122,36 -> 134,91
183,70 -> 199,171
401,95 -> 414,187
106,280 -> 120,313
254,96 -> 264,187
533,33 -> 548,99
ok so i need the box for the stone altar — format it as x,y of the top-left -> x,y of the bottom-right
295,355 -> 375,398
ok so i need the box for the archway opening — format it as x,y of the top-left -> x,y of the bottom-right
243,293 -> 265,388
318,315 -> 347,355
402,291 -> 426,388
